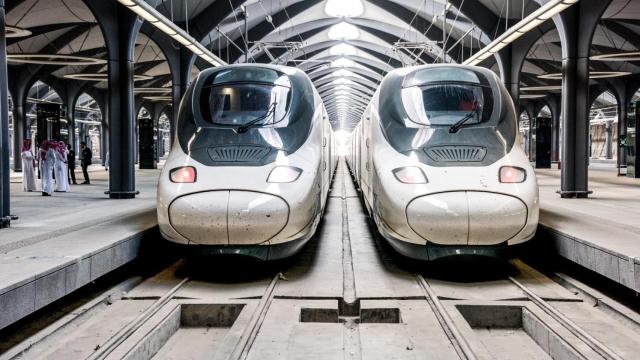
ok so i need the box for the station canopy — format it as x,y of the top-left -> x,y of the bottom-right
6,0 -> 640,130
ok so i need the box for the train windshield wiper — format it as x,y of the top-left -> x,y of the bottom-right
237,102 -> 277,134
448,112 -> 476,134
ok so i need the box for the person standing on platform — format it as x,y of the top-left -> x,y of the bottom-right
40,141 -> 55,196
80,141 -> 92,184
54,141 -> 69,192
21,139 -> 37,192
67,144 -> 77,185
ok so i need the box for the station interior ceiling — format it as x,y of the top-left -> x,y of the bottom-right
5,0 -> 640,132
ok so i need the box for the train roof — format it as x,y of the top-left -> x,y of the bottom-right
384,64 -> 500,85
195,63 -> 307,83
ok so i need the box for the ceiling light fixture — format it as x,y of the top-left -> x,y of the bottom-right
520,85 -> 562,91
333,78 -> 353,85
8,54 -> 106,66
331,58 -> 356,67
520,94 -> 547,99
333,69 -> 356,77
330,43 -> 357,56
64,73 -> 153,81
464,0 -> 578,66
325,0 -> 364,17
328,22 -> 360,40
116,0 -> 225,67
6,26 -> 32,38
591,51 -> 640,62
143,96 -> 172,101
538,71 -> 631,80
134,87 -> 172,94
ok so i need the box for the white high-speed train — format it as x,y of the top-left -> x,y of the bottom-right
347,65 -> 539,260
158,64 -> 336,260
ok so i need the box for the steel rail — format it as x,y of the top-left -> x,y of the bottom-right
229,273 -> 280,360
509,276 -> 624,360
416,275 -> 477,360
85,276 -> 191,360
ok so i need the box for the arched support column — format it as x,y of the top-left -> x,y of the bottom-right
552,0 -> 611,198
542,95 -> 562,164
84,0 -> 142,199
62,82 -> 87,159
139,23 -> 195,146
170,49 -> 194,144
9,88 -> 24,172
152,102 -> 167,161
7,70 -> 30,173
497,45 -> 520,106
615,84 -> 629,170
0,0 -> 10,227
524,102 -> 537,161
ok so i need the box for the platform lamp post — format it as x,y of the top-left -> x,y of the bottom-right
0,0 -> 13,228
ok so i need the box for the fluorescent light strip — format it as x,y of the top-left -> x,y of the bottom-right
521,85 -> 562,91
520,94 -> 547,99
591,51 -> 640,61
464,0 -> 578,66
117,0 -> 226,67
538,71 -> 630,79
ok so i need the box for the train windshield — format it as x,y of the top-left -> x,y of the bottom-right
401,68 -> 493,127
200,69 -> 291,127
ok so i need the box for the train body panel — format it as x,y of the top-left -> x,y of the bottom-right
347,64 -> 539,260
157,64 -> 335,260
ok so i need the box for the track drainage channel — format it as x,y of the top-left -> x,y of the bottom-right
119,303 -> 246,359
456,304 -> 584,360
300,298 -> 401,324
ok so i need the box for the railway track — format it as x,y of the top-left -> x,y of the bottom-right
3,163 -> 640,359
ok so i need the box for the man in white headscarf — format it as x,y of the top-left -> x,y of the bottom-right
21,139 -> 37,192
54,141 -> 69,192
39,140 -> 55,196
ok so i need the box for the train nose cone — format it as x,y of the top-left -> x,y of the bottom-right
406,192 -> 527,245
169,191 -> 229,245
227,191 -> 288,245
406,192 -> 469,245
168,191 -> 289,245
466,192 -> 527,245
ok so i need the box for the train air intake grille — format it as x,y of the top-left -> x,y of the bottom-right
207,145 -> 270,162
425,146 -> 487,162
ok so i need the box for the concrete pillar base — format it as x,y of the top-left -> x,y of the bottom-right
106,190 -> 140,199
557,190 -> 593,199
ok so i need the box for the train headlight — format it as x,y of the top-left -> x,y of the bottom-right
499,166 -> 526,183
170,166 -> 197,183
393,167 -> 428,184
267,166 -> 302,183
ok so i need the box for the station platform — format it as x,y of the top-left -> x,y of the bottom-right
2,161 -> 640,333
536,167 -> 640,294
0,168 -> 160,330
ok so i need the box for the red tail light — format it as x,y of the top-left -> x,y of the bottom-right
499,166 -> 526,183
170,166 -> 197,183
393,167 -> 428,184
